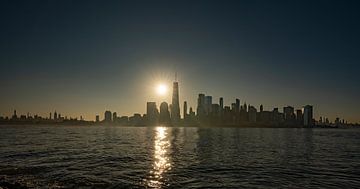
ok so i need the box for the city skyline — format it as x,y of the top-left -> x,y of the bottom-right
0,77 -> 355,126
1,1 -> 359,122
0,75 -> 356,124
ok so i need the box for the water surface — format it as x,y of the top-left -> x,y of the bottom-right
0,125 -> 359,188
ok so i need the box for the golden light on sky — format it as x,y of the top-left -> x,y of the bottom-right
156,84 -> 168,96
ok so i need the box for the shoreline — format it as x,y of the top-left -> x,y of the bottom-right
0,123 -> 357,129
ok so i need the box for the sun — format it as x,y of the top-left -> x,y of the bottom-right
156,84 -> 168,96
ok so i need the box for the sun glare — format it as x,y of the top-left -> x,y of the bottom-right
156,84 -> 168,96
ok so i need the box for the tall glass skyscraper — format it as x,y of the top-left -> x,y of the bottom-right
171,81 -> 180,124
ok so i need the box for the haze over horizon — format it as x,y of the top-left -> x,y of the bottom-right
1,0 -> 359,122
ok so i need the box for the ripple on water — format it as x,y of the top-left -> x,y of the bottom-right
0,126 -> 359,188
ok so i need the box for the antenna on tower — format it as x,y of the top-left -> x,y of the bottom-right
175,72 -> 177,81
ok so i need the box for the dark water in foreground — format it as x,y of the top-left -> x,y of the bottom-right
0,126 -> 359,188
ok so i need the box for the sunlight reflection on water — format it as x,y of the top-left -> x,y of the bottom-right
146,127 -> 171,188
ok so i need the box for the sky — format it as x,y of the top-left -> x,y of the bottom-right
0,0 -> 359,122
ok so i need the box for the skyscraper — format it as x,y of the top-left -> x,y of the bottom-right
248,106 -> 257,123
303,105 -> 313,126
171,81 -> 180,124
219,97 -> 224,110
183,101 -> 187,119
12,110 -> 17,120
159,102 -> 171,125
147,102 -> 159,125
296,109 -> 303,125
211,104 -> 220,116
113,112 -> 117,122
283,106 -> 295,121
197,93 -> 206,116
219,97 -> 224,117
231,103 -> 236,112
205,96 -> 212,115
104,110 -> 112,123
235,98 -> 240,113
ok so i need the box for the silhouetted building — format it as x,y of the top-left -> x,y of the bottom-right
20,115 -> 26,120
259,111 -> 272,123
54,111 -> 58,120
159,102 -> 171,126
258,104 -> 265,123
12,110 -> 17,120
205,96 -> 212,115
96,115 -> 100,122
303,105 -> 313,126
146,102 -> 159,125
104,110 -> 112,123
183,101 -> 188,119
119,116 -> 129,125
211,104 -> 220,116
325,117 -> 329,124
189,107 -> 195,116
197,93 -> 206,117
219,97 -> 224,116
248,106 -> 257,123
296,109 -> 303,125
235,99 -> 240,113
171,81 -> 180,124
240,103 -> 248,122
219,97 -> 224,110
113,112 -> 117,123
283,106 -> 295,121
272,108 -> 281,124
224,106 -> 232,124
186,106 -> 196,125
129,113 -> 142,126
335,117 -> 340,126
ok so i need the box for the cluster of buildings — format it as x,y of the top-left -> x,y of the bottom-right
98,81 -> 182,126
0,110 -> 90,125
0,79 -> 357,128
187,95 -> 315,127
138,94 -> 315,127
95,79 -> 354,128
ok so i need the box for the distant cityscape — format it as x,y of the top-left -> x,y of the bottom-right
0,79 -> 358,128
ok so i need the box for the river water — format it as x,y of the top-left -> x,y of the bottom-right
0,125 -> 359,188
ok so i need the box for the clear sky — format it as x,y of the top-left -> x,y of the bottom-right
0,0 -> 359,122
